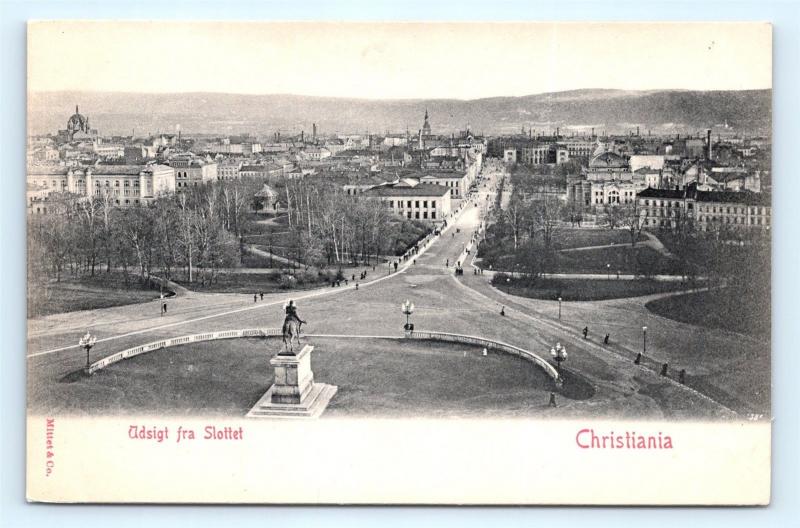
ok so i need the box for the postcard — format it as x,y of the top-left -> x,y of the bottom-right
26,21 -> 772,504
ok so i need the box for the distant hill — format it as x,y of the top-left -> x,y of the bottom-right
28,89 -> 771,138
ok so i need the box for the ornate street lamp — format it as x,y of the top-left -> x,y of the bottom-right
550,342 -> 568,374
79,331 -> 97,373
401,299 -> 415,331
642,326 -> 648,355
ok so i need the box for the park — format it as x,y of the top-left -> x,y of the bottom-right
26,162 -> 769,421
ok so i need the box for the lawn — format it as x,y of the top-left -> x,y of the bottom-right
27,272 -> 164,318
646,288 -> 770,338
493,277 -> 700,301
553,228 -> 647,250
28,337 -> 559,418
174,270 -> 331,295
554,245 -> 682,275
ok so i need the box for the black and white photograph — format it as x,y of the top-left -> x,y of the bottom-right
24,21 -> 773,505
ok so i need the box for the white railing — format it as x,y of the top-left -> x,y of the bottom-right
87,328 -> 282,374
87,328 -> 559,382
408,330 -> 560,381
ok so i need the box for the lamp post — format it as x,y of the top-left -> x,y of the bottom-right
550,342 -> 568,375
606,263 -> 610,280
642,326 -> 648,355
79,331 -> 97,373
557,297 -> 562,320
401,299 -> 415,331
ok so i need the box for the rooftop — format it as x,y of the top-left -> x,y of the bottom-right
364,183 -> 450,198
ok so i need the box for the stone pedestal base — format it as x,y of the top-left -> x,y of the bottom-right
247,345 -> 338,419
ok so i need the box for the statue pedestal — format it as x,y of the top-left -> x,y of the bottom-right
247,345 -> 338,419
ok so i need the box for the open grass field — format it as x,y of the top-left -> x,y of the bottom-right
494,277 -> 699,301
646,288 -> 770,338
554,245 -> 681,275
27,272 -> 164,318
28,337 -> 564,418
553,228 -> 646,250
174,271 -> 328,295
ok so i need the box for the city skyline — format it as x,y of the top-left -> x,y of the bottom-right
28,22 -> 772,99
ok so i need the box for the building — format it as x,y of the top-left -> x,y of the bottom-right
589,180 -> 642,207
57,105 -> 98,142
637,186 -> 771,232
503,148 -> 517,164
253,183 -> 280,213
419,172 -> 470,199
217,159 -> 243,180
239,164 -> 283,179
520,143 -> 551,165
585,151 -> 631,181
169,156 -> 218,190
27,163 -> 176,212
363,179 -> 451,221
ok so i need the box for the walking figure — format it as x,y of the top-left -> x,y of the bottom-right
161,302 -> 167,316
394,261 -> 398,272
603,333 -> 610,345
582,327 -> 588,339
549,392 -> 557,407
500,306 -> 506,317
355,283 -> 359,290
254,294 -> 258,303
260,292 -> 264,301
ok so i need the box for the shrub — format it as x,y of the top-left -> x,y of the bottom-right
278,274 -> 298,289
491,272 -> 512,286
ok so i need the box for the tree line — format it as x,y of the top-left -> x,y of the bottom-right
28,176 -> 432,288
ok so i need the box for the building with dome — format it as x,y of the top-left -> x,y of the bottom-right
57,105 -> 98,143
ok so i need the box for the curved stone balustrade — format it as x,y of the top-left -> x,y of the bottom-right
87,328 -> 560,382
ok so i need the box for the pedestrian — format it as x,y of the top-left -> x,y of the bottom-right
260,292 -> 264,301
161,302 -> 167,316
413,259 -> 416,265
500,306 -> 505,316
355,283 -> 359,290
582,326 -> 588,339
446,258 -> 449,267
394,261 -> 398,272
603,333 -> 609,345
344,279 -> 348,285
352,274 -> 356,282
549,392 -> 557,407
254,294 -> 257,303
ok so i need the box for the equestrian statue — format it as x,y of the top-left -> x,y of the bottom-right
280,300 -> 306,355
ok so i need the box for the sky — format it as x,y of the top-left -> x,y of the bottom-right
28,21 -> 772,99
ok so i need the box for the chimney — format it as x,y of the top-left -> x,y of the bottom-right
637,126 -> 640,136
706,129 -> 712,160
312,123 -> 317,141
556,127 -> 560,138
591,127 -> 595,138
301,130 -> 304,143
